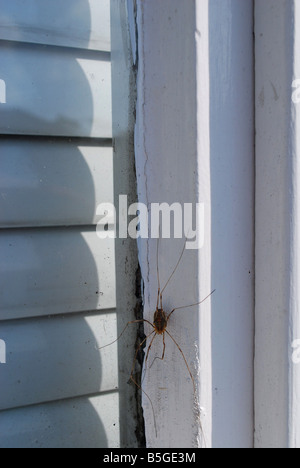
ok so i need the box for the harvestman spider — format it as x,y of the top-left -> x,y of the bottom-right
99,237 -> 215,435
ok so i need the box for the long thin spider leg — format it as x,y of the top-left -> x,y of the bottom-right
161,332 -> 166,360
166,290 -> 216,322
149,332 -> 166,369
130,374 -> 157,438
156,288 -> 161,311
131,330 -> 155,377
130,330 -> 157,437
165,330 -> 196,394
160,239 -> 186,296
142,332 -> 157,385
156,230 -> 161,310
145,332 -> 158,368
97,319 -> 154,350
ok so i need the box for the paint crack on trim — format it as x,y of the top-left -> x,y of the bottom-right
136,0 -> 150,307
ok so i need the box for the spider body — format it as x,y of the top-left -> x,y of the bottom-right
153,308 -> 167,334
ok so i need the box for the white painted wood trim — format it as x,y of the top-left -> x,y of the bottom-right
255,0 -> 300,449
290,0 -> 300,448
208,0 -> 254,449
134,0 -> 254,448
134,0 -> 212,448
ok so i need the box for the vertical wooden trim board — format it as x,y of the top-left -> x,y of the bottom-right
255,0 -> 300,448
134,0 -> 254,448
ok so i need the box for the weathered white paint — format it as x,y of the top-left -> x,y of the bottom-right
0,141 -> 113,227
0,393 -> 120,449
0,0 -> 111,51
0,42 -> 112,137
134,0 -> 207,448
134,0 -> 254,448
255,0 -> 300,448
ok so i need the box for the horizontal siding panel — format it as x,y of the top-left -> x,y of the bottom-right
0,42 -> 112,137
0,392 -> 120,448
0,313 -> 118,411
0,140 -> 113,227
0,0 -> 110,52
0,229 -> 116,320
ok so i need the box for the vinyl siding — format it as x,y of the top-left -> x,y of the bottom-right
0,0 -> 125,448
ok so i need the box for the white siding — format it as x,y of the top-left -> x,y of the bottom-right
255,0 -> 300,448
0,231 -> 116,320
134,0 -> 254,448
0,43 -> 112,137
0,0 -> 111,51
0,141 -> 113,227
0,0 -> 138,449
0,393 -> 120,449
0,314 -> 118,410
